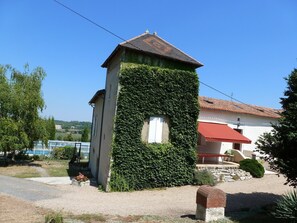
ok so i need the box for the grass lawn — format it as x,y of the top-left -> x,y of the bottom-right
0,159 -> 90,178
0,164 -> 41,178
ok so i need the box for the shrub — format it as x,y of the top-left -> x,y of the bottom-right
239,159 -> 265,178
14,150 -> 30,160
32,155 -> 40,161
271,190 -> 297,222
109,172 -> 133,192
52,147 -> 64,159
52,146 -> 76,160
62,146 -> 76,159
45,212 -> 63,223
193,169 -> 216,186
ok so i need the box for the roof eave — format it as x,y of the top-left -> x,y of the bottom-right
102,44 -> 203,69
89,89 -> 105,104
101,45 -> 122,68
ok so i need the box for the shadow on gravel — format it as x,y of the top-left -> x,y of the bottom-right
225,192 -> 281,212
180,214 -> 196,220
225,192 -> 283,222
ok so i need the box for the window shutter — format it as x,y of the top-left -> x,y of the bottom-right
148,117 -> 163,143
155,117 -> 163,143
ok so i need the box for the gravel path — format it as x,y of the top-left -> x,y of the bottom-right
33,174 -> 291,217
0,175 -> 64,201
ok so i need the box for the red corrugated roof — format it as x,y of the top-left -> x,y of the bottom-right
198,122 -> 252,144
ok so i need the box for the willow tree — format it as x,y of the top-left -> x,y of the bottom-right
0,64 -> 47,160
256,68 -> 297,187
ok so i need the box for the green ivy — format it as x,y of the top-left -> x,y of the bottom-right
123,49 -> 197,72
110,64 -> 199,191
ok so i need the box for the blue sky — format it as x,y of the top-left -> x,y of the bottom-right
1,1 -> 296,121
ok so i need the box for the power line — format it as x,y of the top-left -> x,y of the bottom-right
200,81 -> 233,100
53,0 -> 126,42
53,0 -> 143,51
53,0 -> 279,117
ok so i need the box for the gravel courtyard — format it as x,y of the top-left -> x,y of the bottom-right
32,174 -> 291,217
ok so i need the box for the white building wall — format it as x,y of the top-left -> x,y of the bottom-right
198,109 -> 277,155
89,95 -> 104,182
97,54 -> 121,189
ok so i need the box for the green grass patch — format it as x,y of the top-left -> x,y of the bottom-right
14,172 -> 41,178
47,167 -> 68,177
69,213 -> 106,222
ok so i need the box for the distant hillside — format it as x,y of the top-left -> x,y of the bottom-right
55,120 -> 92,131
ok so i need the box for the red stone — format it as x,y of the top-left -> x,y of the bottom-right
196,185 -> 226,208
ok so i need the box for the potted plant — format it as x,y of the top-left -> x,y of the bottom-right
71,172 -> 90,187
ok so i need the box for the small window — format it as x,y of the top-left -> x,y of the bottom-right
148,117 -> 163,143
203,99 -> 214,104
256,108 -> 265,112
141,116 -> 169,143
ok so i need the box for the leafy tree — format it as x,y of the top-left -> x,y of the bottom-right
46,116 -> 56,140
0,117 -> 29,158
64,133 -> 74,141
81,127 -> 90,142
0,64 -> 47,160
256,68 -> 297,187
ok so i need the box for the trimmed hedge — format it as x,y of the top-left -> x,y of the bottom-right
110,64 -> 199,191
239,159 -> 265,178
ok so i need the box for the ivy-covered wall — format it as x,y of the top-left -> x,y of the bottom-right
109,63 -> 199,191
122,49 -> 197,72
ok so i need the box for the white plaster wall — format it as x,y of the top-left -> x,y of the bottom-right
97,54 -> 121,189
89,96 -> 104,180
198,108 -> 277,155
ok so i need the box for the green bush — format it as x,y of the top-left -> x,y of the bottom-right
32,155 -> 40,161
110,64 -> 199,191
63,146 -> 76,159
193,170 -> 216,186
52,146 -> 76,160
271,190 -> 297,222
14,150 -> 30,160
45,212 -> 63,223
109,172 -> 133,192
239,159 -> 265,178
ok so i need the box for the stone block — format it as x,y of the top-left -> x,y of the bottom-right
196,204 -> 225,222
196,185 -> 226,208
196,186 -> 226,222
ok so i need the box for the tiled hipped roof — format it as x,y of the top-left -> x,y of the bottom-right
102,32 -> 203,68
199,96 -> 281,119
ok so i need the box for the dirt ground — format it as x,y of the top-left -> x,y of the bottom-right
0,193 -> 48,223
